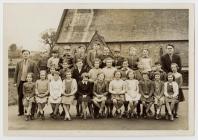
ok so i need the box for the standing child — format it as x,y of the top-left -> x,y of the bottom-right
77,73 -> 93,119
153,72 -> 164,120
127,47 -> 139,70
47,66 -> 56,82
164,72 -> 179,121
125,70 -> 141,119
171,63 -> 184,118
62,70 -> 77,121
92,73 -> 108,118
48,71 -> 63,119
149,62 -> 167,82
35,70 -> 49,120
139,49 -> 152,72
139,72 -> 154,118
109,70 -> 126,119
47,50 -> 60,70
88,58 -> 102,83
59,61 -> 70,80
23,73 -> 35,121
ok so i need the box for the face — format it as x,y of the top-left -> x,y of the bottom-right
22,51 -> 30,59
128,72 -> 134,79
122,61 -> 128,68
114,51 -> 120,57
106,60 -> 112,67
152,66 -> 157,71
129,48 -> 136,55
54,53 -> 58,57
66,72 -> 72,79
53,74 -> 59,81
168,75 -> 173,82
98,73 -> 105,81
143,49 -> 149,56
62,62 -> 69,69
76,61 -> 83,68
115,72 -> 121,79
94,61 -> 100,68
143,74 -> 149,80
79,47 -> 85,53
166,46 -> 174,55
26,74 -> 33,82
138,63 -> 144,69
50,67 -> 56,74
155,74 -> 160,81
93,44 -> 100,50
64,47 -> 71,55
103,47 -> 109,54
171,65 -> 177,72
40,72 -> 46,80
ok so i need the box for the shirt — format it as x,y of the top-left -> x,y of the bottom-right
21,60 -> 28,81
102,67 -> 117,82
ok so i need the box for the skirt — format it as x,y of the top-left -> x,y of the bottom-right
111,94 -> 125,101
125,91 -> 141,101
154,96 -> 165,105
93,96 -> 107,102
165,96 -> 177,103
178,88 -> 185,102
61,95 -> 75,105
48,96 -> 61,104
23,97 -> 35,107
141,96 -> 154,103
35,96 -> 48,104
78,95 -> 91,103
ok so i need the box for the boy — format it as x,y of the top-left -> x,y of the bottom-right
149,62 -> 167,81
113,47 -> 124,69
88,58 -> 102,82
127,47 -> 139,70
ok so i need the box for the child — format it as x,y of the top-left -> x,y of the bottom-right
153,72 -> 164,120
59,61 -> 70,80
35,70 -> 49,120
23,73 -> 35,121
164,72 -> 179,121
135,62 -> 145,81
125,70 -> 140,119
88,58 -> 102,82
149,62 -> 167,81
120,59 -> 132,81
92,73 -> 108,118
100,47 -> 113,68
77,73 -> 93,119
47,66 -> 56,82
139,49 -> 152,72
73,45 -> 88,69
171,63 -> 184,118
113,47 -> 124,69
48,71 -> 63,119
47,50 -> 60,70
62,70 -> 77,121
109,70 -> 126,119
127,47 -> 139,70
37,51 -> 49,71
139,72 -> 154,118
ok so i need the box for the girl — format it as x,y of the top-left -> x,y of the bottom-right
77,73 -> 93,120
35,70 -> 49,120
92,73 -> 108,118
47,66 -> 56,82
59,61 -> 70,80
125,70 -> 141,119
23,73 -> 35,121
109,70 -> 126,119
48,71 -> 63,119
139,49 -> 152,72
171,63 -> 184,118
153,72 -> 164,120
164,72 -> 179,121
62,70 -> 77,121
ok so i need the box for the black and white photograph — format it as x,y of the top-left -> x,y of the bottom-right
3,3 -> 195,136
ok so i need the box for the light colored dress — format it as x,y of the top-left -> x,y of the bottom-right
62,78 -> 77,104
48,79 -> 63,103
35,79 -> 49,103
125,79 -> 141,101
164,81 -> 179,103
47,57 -> 60,69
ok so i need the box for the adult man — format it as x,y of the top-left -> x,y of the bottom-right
59,45 -> 74,69
160,44 -> 182,73
14,50 -> 39,116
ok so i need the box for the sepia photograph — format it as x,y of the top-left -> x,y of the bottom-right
3,3 -> 195,136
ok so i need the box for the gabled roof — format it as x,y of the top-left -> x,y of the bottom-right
56,9 -> 188,44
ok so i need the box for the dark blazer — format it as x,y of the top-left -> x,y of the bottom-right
14,59 -> 39,87
160,53 -> 182,73
77,81 -> 93,97
72,66 -> 88,82
86,50 -> 100,68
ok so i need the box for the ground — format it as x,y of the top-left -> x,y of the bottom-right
8,90 -> 188,130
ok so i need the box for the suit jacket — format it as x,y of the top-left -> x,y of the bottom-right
77,81 -> 93,97
14,59 -> 39,87
160,53 -> 182,73
87,50 -> 100,68
72,66 -> 88,82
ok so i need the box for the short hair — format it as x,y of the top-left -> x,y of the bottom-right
81,72 -> 89,79
154,71 -> 161,77
167,72 -> 175,81
97,72 -> 105,79
166,44 -> 175,49
154,61 -> 161,65
126,70 -> 136,79
22,49 -> 30,54
52,50 -> 59,54
40,70 -> 46,75
113,70 -> 122,77
122,58 -> 129,64
65,70 -> 72,75
105,57 -> 113,62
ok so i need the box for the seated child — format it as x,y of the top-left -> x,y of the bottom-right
139,72 -> 154,118
153,72 -> 164,120
125,70 -> 141,119
48,71 -> 63,119
77,73 -> 93,119
35,70 -> 49,120
62,70 -> 77,121
149,62 -> 167,81
92,73 -> 108,118
109,70 -> 126,119
164,72 -> 179,121
23,73 -> 35,121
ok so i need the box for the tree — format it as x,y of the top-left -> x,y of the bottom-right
8,44 -> 21,60
40,28 -> 57,56
9,44 -> 17,51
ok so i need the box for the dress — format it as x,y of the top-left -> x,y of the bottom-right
35,79 -> 49,104
139,79 -> 154,102
23,82 -> 35,107
139,57 -> 152,72
164,82 -> 179,103
62,79 -> 77,104
173,72 -> 185,102
93,81 -> 108,102
48,79 -> 63,103
125,79 -> 141,101
153,81 -> 164,105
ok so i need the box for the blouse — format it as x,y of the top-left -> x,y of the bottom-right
109,79 -> 126,95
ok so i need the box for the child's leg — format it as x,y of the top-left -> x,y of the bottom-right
54,103 -> 60,115
174,102 -> 179,117
27,102 -> 32,116
66,104 -> 71,119
112,99 -> 118,114
165,102 -> 172,115
63,104 -> 68,119
123,101 -> 129,114
92,99 -> 100,109
100,100 -> 105,113
37,103 -> 43,114
146,102 -> 153,114
82,101 -> 88,119
88,101 -> 94,118
170,100 -> 176,112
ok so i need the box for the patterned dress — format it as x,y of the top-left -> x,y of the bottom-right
125,79 -> 141,101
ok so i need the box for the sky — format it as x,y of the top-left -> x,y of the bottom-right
4,4 -> 67,51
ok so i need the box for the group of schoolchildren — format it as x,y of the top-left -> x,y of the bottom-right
22,44 -> 184,122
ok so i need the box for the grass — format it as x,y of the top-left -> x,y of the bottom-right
8,78 -> 18,106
